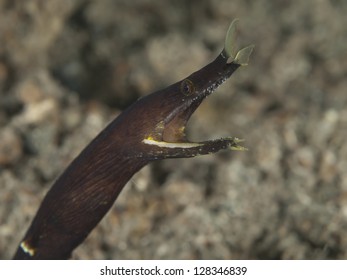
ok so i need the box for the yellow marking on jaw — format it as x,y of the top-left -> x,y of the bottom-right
178,126 -> 185,135
20,240 -> 36,256
143,138 -> 202,149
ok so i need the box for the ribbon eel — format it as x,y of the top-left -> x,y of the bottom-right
13,19 -> 254,259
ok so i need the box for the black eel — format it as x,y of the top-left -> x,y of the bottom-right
13,19 -> 254,259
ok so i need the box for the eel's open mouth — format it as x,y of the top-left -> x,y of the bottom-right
142,19 -> 254,159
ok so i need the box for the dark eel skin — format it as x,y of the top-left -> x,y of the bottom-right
13,20 -> 254,259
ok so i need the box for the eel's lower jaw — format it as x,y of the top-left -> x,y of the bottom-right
142,136 -> 246,160
141,97 -> 247,158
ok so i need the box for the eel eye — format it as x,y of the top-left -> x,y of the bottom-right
181,79 -> 195,96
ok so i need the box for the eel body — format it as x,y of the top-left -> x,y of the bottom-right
13,20 -> 253,259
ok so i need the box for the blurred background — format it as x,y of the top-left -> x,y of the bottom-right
1,0 -> 347,259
